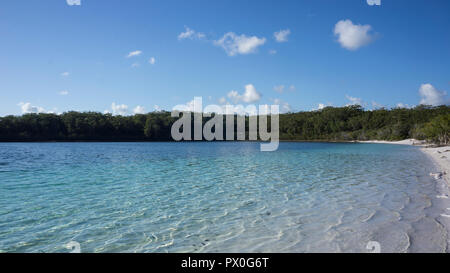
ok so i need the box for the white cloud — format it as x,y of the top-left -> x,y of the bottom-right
178,26 -> 195,40
419,83 -> 448,106
111,102 -> 129,115
178,26 -> 205,40
334,19 -> 374,50
173,99 -> 196,112
227,91 -> 240,102
18,102 -> 46,114
274,29 -> 291,43
346,95 -> 364,106
133,105 -> 146,114
192,100 -> 261,116
59,90 -> 69,96
272,98 -> 291,113
371,101 -> 384,109
289,85 -> 296,91
149,57 -> 156,65
367,0 -> 381,6
66,0 -> 81,6
126,50 -> 142,58
396,103 -> 412,109
227,84 -> 262,103
268,49 -> 277,55
154,105 -> 162,112
315,103 -> 333,110
214,32 -> 266,56
61,72 -> 70,77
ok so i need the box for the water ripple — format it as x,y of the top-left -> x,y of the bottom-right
0,142 -> 447,252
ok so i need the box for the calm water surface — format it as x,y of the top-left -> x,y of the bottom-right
0,142 -> 448,253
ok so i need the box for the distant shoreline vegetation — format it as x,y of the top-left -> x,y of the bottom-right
0,105 -> 448,145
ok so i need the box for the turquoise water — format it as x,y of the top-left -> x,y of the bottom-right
0,142 -> 448,253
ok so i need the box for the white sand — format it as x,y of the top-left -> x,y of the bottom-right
357,139 -> 426,146
420,146 -> 450,185
421,146 -> 450,253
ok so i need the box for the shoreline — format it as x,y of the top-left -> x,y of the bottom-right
359,139 -> 450,252
356,139 -> 427,146
420,146 -> 450,186
357,138 -> 449,184
420,146 -> 450,254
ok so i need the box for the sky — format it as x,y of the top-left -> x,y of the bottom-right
0,0 -> 449,116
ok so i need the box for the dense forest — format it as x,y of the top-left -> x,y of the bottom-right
0,105 -> 448,145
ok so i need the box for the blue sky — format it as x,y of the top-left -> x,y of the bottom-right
0,0 -> 449,116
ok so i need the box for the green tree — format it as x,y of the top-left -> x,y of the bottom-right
423,114 -> 450,145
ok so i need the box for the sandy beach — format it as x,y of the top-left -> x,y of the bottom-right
420,145 -> 450,254
357,139 -> 427,146
420,146 -> 450,185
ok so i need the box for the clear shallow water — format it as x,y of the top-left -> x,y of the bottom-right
0,142 -> 448,253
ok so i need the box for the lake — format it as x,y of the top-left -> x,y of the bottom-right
0,142 -> 447,253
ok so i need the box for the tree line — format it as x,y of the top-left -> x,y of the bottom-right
0,105 -> 448,145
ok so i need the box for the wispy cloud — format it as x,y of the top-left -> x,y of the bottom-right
274,84 -> 295,94
214,33 -> 266,56
126,50 -> 142,58
59,90 -> 69,96
345,95 -> 364,106
66,0 -> 81,6
61,72 -> 70,77
149,57 -> 156,65
371,101 -> 384,109
367,0 -> 381,6
178,26 -> 195,40
272,98 -> 291,113
178,27 -> 266,57
334,20 -> 375,50
396,103 -> 412,109
274,29 -> 291,43
178,26 -> 205,40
